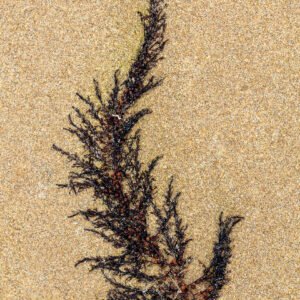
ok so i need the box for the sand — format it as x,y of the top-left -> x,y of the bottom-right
1,1 -> 299,299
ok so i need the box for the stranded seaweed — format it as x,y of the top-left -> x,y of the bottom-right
53,1 -> 243,299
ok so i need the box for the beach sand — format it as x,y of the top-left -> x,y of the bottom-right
1,1 -> 299,299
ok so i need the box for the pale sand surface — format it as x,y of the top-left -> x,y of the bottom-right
0,1 -> 299,299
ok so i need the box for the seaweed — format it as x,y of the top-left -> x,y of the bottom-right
53,1 -> 243,299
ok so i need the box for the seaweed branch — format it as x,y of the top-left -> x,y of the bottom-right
53,0 -> 243,299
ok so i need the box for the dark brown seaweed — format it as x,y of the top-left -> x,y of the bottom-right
53,1 -> 243,299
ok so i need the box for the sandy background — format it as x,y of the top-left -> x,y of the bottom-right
1,0 -> 299,299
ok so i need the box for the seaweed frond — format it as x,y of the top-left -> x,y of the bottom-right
53,0 -> 243,299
